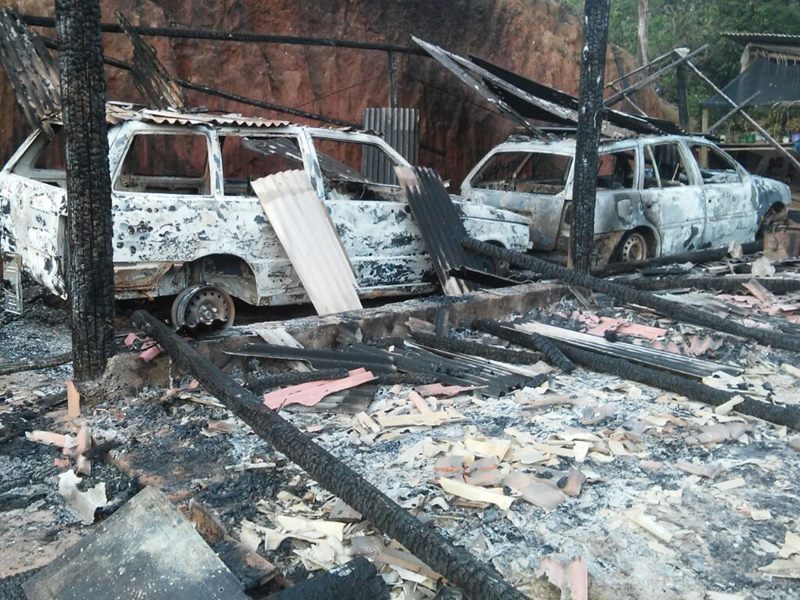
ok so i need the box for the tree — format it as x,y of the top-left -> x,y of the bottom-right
55,0 -> 116,381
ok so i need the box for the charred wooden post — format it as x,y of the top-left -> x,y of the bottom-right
131,310 -> 546,600
463,238 -> 800,353
570,0 -> 611,273
56,0 -> 116,381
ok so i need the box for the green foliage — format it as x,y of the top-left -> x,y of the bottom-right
558,0 -> 800,124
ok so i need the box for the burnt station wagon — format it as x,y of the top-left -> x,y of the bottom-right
1,105 -> 530,328
460,135 -> 791,265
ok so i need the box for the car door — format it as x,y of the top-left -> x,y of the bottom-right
110,125 -> 223,272
639,141 -> 706,255
309,132 -> 434,293
687,142 -> 756,247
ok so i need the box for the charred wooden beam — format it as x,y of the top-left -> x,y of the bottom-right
409,331 -> 542,365
131,310 -> 545,600
591,241 -> 762,277
0,352 -> 72,376
548,342 -> 800,430
56,0 -> 116,381
268,557 -> 388,600
472,319 -> 575,373
463,238 -> 800,353
570,0 -> 611,274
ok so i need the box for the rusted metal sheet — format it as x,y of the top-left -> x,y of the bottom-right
362,108 -> 419,184
251,170 -> 363,315
471,56 -> 683,136
0,8 -> 61,135
116,12 -> 184,110
411,37 -> 544,138
104,103 -> 291,129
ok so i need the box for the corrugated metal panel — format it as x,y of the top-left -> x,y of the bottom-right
250,170 -> 362,315
0,8 -> 61,135
105,103 -> 291,128
362,107 -> 419,184
723,32 -> 800,46
395,166 -> 482,296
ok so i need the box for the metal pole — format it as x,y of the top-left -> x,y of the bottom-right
56,0 -> 116,381
686,59 -> 800,174
706,92 -> 761,134
603,45 -> 708,107
388,51 -> 398,108
570,0 -> 611,274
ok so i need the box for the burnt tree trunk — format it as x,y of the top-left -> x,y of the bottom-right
676,63 -> 690,130
569,0 -> 611,273
637,0 -> 649,66
56,0 -> 116,380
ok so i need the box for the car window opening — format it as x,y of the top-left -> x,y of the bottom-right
643,143 -> 690,189
115,133 -> 211,195
471,151 -> 572,195
225,136 -> 304,196
596,148 -> 637,190
689,144 -> 743,185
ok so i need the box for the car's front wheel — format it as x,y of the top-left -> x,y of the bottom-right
617,231 -> 649,263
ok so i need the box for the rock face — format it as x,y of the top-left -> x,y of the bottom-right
0,0 -> 669,183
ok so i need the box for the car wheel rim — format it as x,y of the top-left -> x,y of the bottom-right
171,284 -> 235,331
621,234 -> 647,262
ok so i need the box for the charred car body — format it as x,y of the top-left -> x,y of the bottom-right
461,135 -> 790,265
1,105 -> 530,326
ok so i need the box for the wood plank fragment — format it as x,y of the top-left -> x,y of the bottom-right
251,170 -> 362,315
626,508 -> 673,543
67,379 -> 80,418
438,477 -> 513,510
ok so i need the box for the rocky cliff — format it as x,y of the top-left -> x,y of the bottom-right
0,0 -> 669,182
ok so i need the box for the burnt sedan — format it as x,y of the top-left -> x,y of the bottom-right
460,135 -> 791,264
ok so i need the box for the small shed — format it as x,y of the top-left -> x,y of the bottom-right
701,33 -> 800,195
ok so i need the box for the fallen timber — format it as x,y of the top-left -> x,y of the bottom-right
464,239 -> 800,353
131,310 -> 549,600
620,274 -> 800,295
591,241 -> 762,277
481,322 -> 800,430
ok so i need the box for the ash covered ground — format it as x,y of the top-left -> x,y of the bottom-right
1,285 -> 799,599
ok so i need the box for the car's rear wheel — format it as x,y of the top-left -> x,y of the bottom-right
171,284 -> 236,331
618,231 -> 649,263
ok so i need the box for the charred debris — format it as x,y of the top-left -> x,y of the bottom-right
1,5 -> 800,600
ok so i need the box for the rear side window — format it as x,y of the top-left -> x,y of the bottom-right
471,151 -> 572,195
596,148 -> 637,190
643,143 -> 691,189
220,135 -> 304,196
689,144 -> 742,184
114,133 -> 210,194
